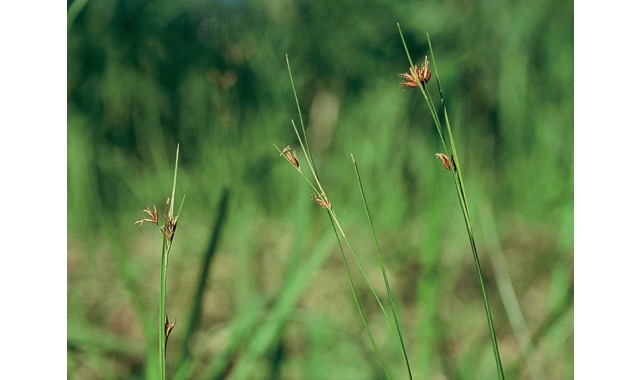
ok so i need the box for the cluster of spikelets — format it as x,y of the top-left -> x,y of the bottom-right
277,59 -> 452,213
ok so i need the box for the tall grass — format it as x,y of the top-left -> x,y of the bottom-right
276,54 -> 413,378
68,1 -> 573,377
397,24 -> 504,378
135,145 -> 184,380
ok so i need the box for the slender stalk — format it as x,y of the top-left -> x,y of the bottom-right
154,144 -> 182,380
285,55 -> 318,173
352,154 -> 413,379
280,57 -> 406,378
159,241 -> 168,380
397,24 -> 505,379
328,216 -> 391,379
278,126 -> 391,376
481,204 -> 546,380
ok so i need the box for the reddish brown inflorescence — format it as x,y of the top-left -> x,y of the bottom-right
400,60 -> 432,88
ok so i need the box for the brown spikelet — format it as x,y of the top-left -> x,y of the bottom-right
163,198 -> 179,243
280,146 -> 300,170
165,315 -> 176,338
400,59 -> 432,88
135,205 -> 159,226
312,193 -> 332,210
435,153 -> 452,171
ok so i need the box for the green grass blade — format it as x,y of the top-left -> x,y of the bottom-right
480,204 -> 546,379
177,189 -> 231,374
327,215 -> 391,379
351,154 -> 413,379
225,227 -> 338,379
283,57 -> 393,378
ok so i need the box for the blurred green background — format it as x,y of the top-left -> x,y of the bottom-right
67,0 -> 573,379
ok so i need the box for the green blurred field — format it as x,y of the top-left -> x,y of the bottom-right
67,0 -> 573,378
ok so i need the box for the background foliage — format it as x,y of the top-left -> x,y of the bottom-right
67,0 -> 573,378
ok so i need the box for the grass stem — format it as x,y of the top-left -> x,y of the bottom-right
352,154 -> 413,379
397,23 -> 505,379
154,144 -> 183,380
279,55 -> 416,378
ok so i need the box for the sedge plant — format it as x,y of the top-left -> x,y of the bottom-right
135,144 -> 185,380
397,24 -> 505,378
275,55 -> 413,379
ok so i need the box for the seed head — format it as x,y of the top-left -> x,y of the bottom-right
280,145 -> 300,170
400,59 -> 432,88
161,199 -> 178,244
435,153 -> 452,171
165,315 -> 177,338
312,193 -> 332,210
135,205 -> 159,226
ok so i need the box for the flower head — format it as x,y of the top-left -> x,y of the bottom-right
312,193 -> 332,210
165,315 -> 176,339
135,205 -> 159,226
163,198 -> 179,243
280,145 -> 300,170
435,153 -> 456,171
400,59 -> 432,88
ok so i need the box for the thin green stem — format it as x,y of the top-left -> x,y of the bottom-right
397,25 -> 449,155
170,144 -> 180,217
352,154 -> 413,379
159,241 -> 168,380
481,204 -> 545,379
278,122 -> 393,336
282,57 -> 397,377
290,121 -> 327,197
279,145 -> 392,373
329,210 -> 391,323
327,216 -> 391,379
286,55 -> 319,175
434,48 -> 505,380
398,24 -> 505,379
158,144 -> 182,380
275,143 -> 392,332
281,119 -> 391,327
